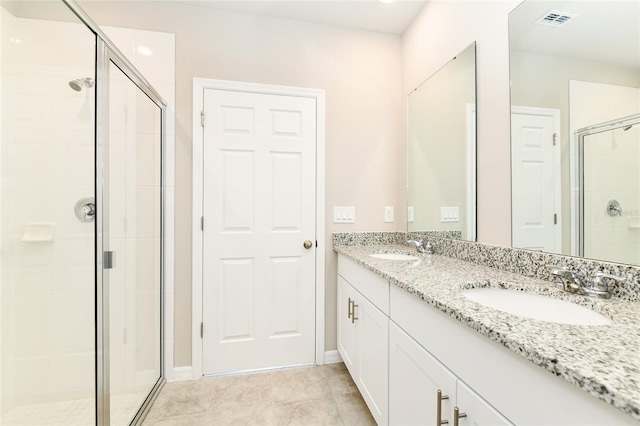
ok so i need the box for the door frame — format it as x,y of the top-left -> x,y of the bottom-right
191,78 -> 326,378
511,105 -> 562,251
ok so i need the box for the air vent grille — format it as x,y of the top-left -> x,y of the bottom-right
535,10 -> 578,27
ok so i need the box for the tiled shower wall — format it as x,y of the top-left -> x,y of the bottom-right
1,9 -> 97,410
0,6 -> 175,413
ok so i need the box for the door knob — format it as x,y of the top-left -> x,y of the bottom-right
303,240 -> 313,249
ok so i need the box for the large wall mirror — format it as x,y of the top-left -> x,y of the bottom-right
509,1 -> 640,265
407,42 -> 477,241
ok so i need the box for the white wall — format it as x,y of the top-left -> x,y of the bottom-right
402,0 -> 521,248
80,1 -> 404,367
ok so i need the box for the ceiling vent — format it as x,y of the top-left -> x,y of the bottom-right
535,10 -> 578,27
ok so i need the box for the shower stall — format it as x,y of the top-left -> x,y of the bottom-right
0,0 -> 165,425
575,114 -> 640,265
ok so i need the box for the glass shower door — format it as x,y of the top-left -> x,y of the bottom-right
581,119 -> 640,265
0,2 -> 97,424
104,55 -> 162,425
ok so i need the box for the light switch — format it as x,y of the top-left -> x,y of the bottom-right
440,206 -> 459,223
334,207 -> 356,223
407,206 -> 414,223
384,206 -> 394,223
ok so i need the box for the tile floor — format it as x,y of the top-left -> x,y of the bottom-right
2,391 -> 147,426
143,363 -> 375,425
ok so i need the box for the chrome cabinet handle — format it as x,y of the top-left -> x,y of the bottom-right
453,407 -> 467,426
437,389 -> 449,425
74,196 -> 96,223
347,298 -> 353,319
351,301 -> 358,324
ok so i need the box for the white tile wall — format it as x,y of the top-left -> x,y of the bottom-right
570,80 -> 640,265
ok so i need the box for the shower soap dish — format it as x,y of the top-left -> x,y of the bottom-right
628,217 -> 640,229
21,223 -> 54,242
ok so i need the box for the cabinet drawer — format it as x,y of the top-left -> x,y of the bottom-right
338,255 -> 389,315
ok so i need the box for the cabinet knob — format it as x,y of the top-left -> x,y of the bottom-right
453,407 -> 467,426
437,389 -> 449,425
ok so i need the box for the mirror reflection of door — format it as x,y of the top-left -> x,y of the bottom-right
511,107 -> 561,252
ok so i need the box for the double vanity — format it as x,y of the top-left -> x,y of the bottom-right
334,233 -> 640,425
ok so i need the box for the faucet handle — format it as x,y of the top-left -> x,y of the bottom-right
547,265 -> 573,290
592,271 -> 625,292
547,264 -> 569,273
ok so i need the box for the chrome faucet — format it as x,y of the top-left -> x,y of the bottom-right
549,266 -> 625,299
408,239 -> 433,254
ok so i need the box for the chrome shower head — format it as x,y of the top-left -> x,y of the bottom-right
69,77 -> 95,92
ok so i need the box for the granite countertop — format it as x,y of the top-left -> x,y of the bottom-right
334,243 -> 640,421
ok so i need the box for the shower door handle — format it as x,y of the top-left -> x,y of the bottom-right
74,196 -> 96,222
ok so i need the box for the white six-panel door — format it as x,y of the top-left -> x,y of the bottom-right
202,88 -> 317,375
511,108 -> 561,252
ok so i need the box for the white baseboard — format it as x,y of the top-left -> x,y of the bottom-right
172,366 -> 194,382
324,350 -> 343,364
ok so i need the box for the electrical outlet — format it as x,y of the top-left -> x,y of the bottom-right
407,206 -> 414,223
384,206 -> 394,223
334,207 -> 355,223
440,206 -> 459,223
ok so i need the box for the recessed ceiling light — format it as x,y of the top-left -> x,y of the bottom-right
137,46 -> 153,56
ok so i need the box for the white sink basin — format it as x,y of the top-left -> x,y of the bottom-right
462,288 -> 612,326
369,252 -> 420,261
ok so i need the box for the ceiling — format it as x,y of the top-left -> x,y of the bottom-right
509,1 -> 640,70
181,0 -> 428,35
3,0 -> 427,35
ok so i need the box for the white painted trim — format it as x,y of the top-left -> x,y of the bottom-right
172,367 -> 194,382
511,106 -> 562,252
466,103 -> 477,241
324,350 -> 343,364
192,78 -> 326,377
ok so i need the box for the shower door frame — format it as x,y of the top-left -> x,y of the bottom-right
62,1 -> 168,424
574,113 -> 640,257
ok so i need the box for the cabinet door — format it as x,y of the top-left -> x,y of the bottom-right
389,322 -> 457,426
355,294 -> 389,425
456,380 -> 514,426
337,276 -> 357,374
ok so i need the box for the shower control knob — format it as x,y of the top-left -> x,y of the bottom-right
75,196 -> 96,223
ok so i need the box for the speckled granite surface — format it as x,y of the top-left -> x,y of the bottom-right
334,232 -> 640,301
333,238 -> 640,421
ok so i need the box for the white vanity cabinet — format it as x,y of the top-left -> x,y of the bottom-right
337,256 -> 389,425
389,322 -> 457,425
390,283 -> 635,426
336,254 -> 636,425
389,322 -> 511,426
